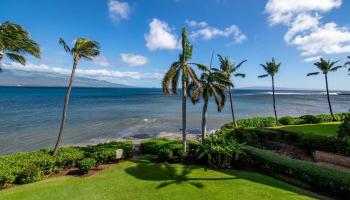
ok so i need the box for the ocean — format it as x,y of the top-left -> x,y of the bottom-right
0,87 -> 349,154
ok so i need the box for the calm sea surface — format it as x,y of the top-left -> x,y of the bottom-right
1,87 -> 349,154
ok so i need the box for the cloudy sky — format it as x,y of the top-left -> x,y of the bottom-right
1,0 -> 350,89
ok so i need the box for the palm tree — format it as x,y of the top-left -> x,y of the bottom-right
307,58 -> 343,121
258,58 -> 281,125
218,55 -> 246,128
188,67 -> 229,141
162,28 -> 205,155
0,21 -> 40,68
52,37 -> 100,156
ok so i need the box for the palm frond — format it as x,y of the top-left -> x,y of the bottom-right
307,72 -> 320,76
234,73 -> 246,78
330,65 -> 344,72
59,38 -> 71,53
233,60 -> 247,71
162,62 -> 180,94
6,52 -> 25,65
258,74 -> 269,78
189,63 -> 208,71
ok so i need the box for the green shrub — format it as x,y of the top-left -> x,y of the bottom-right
278,116 -> 301,125
55,147 -> 85,169
157,147 -> 173,161
198,134 -> 245,168
244,146 -> 350,198
315,114 -> 334,123
221,128 -> 258,145
17,165 -> 44,184
237,117 -> 276,128
299,115 -> 320,124
77,158 -> 96,174
338,115 -> 350,138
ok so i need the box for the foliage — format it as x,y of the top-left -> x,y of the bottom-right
77,158 -> 96,174
0,21 -> 40,66
221,128 -> 259,145
278,116 -> 302,125
299,115 -> 320,124
197,134 -> 245,168
244,146 -> 350,198
236,117 -> 277,128
338,115 -> 350,138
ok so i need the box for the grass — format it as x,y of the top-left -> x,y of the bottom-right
0,156 -> 325,200
273,122 -> 340,137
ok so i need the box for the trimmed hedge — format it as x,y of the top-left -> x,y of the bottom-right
221,112 -> 350,129
77,158 -> 97,174
0,141 -> 133,187
244,146 -> 350,198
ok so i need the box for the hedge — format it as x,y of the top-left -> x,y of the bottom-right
244,146 -> 350,198
221,112 -> 350,129
0,141 -> 133,187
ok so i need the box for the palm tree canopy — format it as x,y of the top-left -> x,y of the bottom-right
162,28 -> 206,95
0,21 -> 40,65
307,58 -> 344,76
258,57 -> 280,78
188,67 -> 229,112
217,54 -> 247,87
59,38 -> 100,61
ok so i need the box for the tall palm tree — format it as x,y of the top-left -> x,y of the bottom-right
307,58 -> 343,121
162,28 -> 205,155
188,67 -> 229,141
258,58 -> 281,124
52,37 -> 100,156
0,21 -> 40,68
218,55 -> 246,128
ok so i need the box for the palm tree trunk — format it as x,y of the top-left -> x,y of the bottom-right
228,85 -> 237,128
201,99 -> 208,142
0,51 -> 3,70
182,79 -> 187,156
272,76 -> 278,125
325,74 -> 336,121
52,60 -> 78,156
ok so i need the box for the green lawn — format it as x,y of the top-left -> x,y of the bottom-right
0,156 -> 326,200
273,122 -> 340,137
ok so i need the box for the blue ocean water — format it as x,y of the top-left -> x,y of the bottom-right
0,87 -> 349,154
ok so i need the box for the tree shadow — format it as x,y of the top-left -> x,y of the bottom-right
124,158 -> 237,190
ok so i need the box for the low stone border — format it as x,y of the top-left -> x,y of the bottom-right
313,150 -> 350,168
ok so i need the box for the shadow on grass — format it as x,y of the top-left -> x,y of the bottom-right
124,157 -> 237,189
124,156 -> 328,199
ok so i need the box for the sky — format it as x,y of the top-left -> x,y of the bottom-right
1,0 -> 350,89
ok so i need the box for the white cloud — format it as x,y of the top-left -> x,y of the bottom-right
120,53 -> 149,67
265,0 -> 350,60
188,20 -> 247,44
2,62 -> 162,80
185,20 -> 208,28
108,0 -> 131,23
145,18 -> 180,51
303,56 -> 321,62
93,55 -> 111,67
265,0 -> 342,25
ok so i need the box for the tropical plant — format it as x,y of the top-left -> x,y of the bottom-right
0,21 -> 40,69
52,38 -> 100,156
162,28 -> 205,155
338,115 -> 350,139
218,55 -> 246,128
197,134 -> 245,168
307,58 -> 343,121
258,58 -> 281,125
188,65 -> 230,141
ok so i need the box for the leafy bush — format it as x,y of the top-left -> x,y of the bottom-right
299,115 -> 320,124
77,158 -> 96,174
237,117 -> 277,128
338,115 -> 350,138
17,165 -> 44,184
315,114 -> 334,123
244,146 -> 350,198
55,147 -> 85,169
157,147 -> 173,161
197,134 -> 245,168
83,141 -> 133,163
278,116 -> 301,125
221,128 -> 258,145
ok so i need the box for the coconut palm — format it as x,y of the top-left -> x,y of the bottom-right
258,58 -> 281,125
307,58 -> 344,121
162,28 -> 205,155
0,21 -> 40,69
218,55 -> 246,128
188,67 -> 230,141
52,37 -> 100,156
